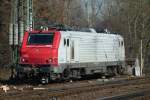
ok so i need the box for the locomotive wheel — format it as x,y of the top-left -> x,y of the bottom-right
113,67 -> 118,76
107,66 -> 118,76
117,66 -> 125,75
62,68 -> 70,80
41,77 -> 49,84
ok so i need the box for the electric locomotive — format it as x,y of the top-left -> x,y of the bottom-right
18,28 -> 125,83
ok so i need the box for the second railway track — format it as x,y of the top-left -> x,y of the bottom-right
99,89 -> 150,100
1,76 -> 150,100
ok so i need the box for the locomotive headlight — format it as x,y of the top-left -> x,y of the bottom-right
49,58 -> 57,63
21,58 -> 28,63
21,58 -> 25,62
54,58 -> 58,63
49,58 -> 53,63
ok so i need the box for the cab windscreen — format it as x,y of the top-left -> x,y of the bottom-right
27,33 -> 54,45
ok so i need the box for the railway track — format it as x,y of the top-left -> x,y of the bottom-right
1,76 -> 150,100
99,89 -> 150,100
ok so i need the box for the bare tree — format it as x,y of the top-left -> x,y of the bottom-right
100,0 -> 150,74
82,0 -> 104,27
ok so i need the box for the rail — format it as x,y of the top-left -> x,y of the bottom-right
99,89 -> 150,100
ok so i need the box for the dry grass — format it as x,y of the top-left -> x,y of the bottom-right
0,68 -> 11,81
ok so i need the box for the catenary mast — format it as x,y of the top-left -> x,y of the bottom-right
9,0 -> 33,76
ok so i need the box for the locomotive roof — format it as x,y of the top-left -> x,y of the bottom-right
27,30 -> 121,35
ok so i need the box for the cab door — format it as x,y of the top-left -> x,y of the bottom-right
70,37 -> 79,63
65,37 -> 80,63
66,37 -> 71,63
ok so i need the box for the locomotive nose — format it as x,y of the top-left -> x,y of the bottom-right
20,47 -> 54,65
20,31 -> 60,66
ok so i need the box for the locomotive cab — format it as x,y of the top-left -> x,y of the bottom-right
18,30 -> 61,83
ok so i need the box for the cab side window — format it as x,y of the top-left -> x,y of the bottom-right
67,39 -> 69,47
121,41 -> 124,46
64,38 -> 66,46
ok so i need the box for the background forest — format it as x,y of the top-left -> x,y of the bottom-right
0,0 -> 150,74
